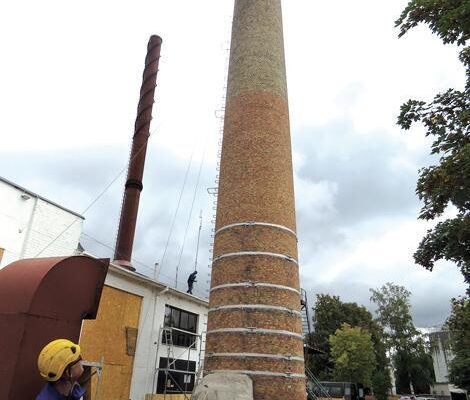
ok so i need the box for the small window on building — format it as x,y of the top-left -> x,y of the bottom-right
156,358 -> 196,394
162,305 -> 198,349
180,311 -> 189,330
164,305 -> 172,325
172,308 -> 180,327
188,313 -> 196,332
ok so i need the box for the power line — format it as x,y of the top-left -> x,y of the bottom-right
175,134 -> 209,288
81,232 -> 207,299
33,121 -> 163,258
80,231 -> 176,283
158,140 -> 197,278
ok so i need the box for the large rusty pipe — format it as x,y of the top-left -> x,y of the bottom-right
114,35 -> 162,270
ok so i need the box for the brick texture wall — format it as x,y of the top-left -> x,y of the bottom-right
205,1 -> 307,399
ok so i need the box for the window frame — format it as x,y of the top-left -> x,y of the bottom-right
156,357 -> 196,394
162,305 -> 198,349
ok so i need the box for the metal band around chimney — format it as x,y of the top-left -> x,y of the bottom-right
207,327 -> 303,339
207,352 -> 304,362
210,282 -> 300,295
215,221 -> 297,239
124,179 -> 144,191
209,304 -> 301,316
212,251 -> 298,265
206,369 -> 305,379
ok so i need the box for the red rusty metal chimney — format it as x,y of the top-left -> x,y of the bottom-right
114,35 -> 162,271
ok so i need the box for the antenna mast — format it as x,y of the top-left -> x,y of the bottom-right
194,211 -> 203,271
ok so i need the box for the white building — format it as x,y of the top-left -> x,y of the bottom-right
429,329 -> 467,399
0,175 -> 209,399
80,256 -> 209,400
0,176 -> 84,268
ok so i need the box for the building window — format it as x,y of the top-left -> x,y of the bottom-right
156,358 -> 196,394
163,305 -> 198,348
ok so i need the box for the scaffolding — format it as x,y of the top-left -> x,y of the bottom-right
81,359 -> 104,400
154,326 -> 204,399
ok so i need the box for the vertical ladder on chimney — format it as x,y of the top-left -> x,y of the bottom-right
300,288 -> 312,336
206,40 -> 231,298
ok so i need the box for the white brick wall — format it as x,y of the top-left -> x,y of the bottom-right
0,178 -> 84,268
22,198 -> 83,258
0,180 -> 34,266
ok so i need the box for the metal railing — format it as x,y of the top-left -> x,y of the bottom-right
305,366 -> 333,400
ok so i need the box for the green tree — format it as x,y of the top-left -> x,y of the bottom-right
370,283 -> 418,349
372,370 -> 393,400
409,345 -> 435,394
370,283 -> 434,394
307,294 -> 391,396
446,296 -> 470,390
329,324 -> 376,387
394,337 -> 435,394
307,294 -> 346,379
395,0 -> 470,287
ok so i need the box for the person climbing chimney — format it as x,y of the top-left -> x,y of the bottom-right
187,271 -> 197,294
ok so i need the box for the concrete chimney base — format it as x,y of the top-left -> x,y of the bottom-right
192,373 -> 253,400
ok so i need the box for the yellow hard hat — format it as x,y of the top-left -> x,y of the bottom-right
37,339 -> 81,382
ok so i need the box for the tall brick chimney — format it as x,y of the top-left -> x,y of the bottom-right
202,1 -> 307,399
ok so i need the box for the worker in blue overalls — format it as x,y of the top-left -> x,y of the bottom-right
187,271 -> 198,294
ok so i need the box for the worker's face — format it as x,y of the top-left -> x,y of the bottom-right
67,358 -> 84,380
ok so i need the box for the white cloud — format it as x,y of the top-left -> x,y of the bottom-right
0,0 -> 466,322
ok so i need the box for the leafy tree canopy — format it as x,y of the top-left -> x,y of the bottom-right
395,0 -> 470,286
372,370 -> 392,400
308,294 -> 350,380
370,283 -> 417,349
310,294 -> 383,348
396,0 -> 470,45
370,283 -> 434,394
308,294 -> 390,394
446,296 -> 470,390
329,324 -> 376,387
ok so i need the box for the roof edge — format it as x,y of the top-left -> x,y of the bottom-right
82,251 -> 209,306
0,175 -> 85,220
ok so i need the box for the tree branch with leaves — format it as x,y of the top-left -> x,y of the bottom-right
396,0 -> 470,288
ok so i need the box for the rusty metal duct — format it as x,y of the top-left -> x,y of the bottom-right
202,1 -> 307,399
114,35 -> 162,270
0,256 -> 108,400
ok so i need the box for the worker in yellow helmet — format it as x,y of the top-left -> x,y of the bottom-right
36,339 -> 86,400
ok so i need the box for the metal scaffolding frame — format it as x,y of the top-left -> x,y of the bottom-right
154,325 -> 204,399
82,358 -> 104,400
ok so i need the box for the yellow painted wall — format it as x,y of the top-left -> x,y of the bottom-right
80,285 -> 143,400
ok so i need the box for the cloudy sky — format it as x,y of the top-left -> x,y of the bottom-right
0,1 -> 467,326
